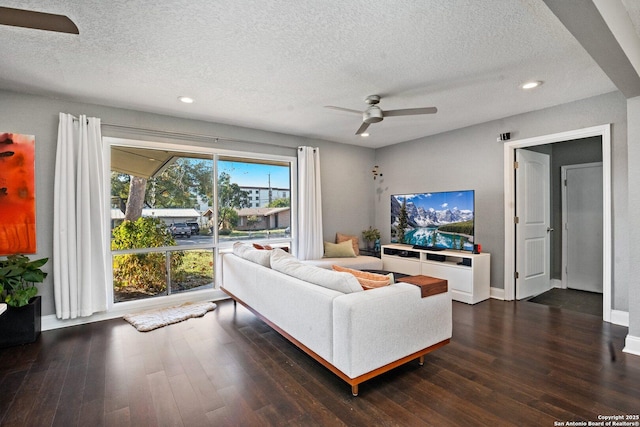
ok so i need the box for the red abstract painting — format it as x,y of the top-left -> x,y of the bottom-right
0,132 -> 36,255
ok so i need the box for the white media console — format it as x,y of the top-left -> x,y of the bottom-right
381,244 -> 490,304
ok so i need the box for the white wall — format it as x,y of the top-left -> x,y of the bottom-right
0,89 -> 376,317
374,91 -> 629,312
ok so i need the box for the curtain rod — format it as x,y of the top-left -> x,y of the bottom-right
69,117 -> 295,151
102,123 -> 301,151
102,122 -> 229,144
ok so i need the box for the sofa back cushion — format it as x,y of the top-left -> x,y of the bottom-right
233,241 -> 271,267
270,249 -> 363,294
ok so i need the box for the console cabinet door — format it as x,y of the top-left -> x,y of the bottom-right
421,263 -> 472,294
383,257 -> 421,276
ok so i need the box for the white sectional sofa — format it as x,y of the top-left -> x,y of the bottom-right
221,245 -> 452,396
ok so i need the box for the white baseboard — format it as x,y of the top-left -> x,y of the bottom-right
42,289 -> 228,331
624,334 -> 640,357
551,279 -> 562,289
42,310 -> 120,331
610,309 -> 629,327
490,287 -> 505,300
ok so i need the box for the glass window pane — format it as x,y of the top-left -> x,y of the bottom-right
111,146 -> 214,247
217,157 -> 291,242
170,249 -> 215,294
113,252 -> 168,302
111,145 -> 216,304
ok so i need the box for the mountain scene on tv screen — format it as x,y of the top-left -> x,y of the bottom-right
391,192 -> 474,251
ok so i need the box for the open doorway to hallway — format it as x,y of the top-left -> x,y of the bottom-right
516,139 -> 603,317
503,125 -> 611,321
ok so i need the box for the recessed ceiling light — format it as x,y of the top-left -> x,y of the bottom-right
361,133 -> 370,137
178,96 -> 194,104
521,81 -> 543,90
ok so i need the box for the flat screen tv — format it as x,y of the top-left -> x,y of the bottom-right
391,190 -> 475,251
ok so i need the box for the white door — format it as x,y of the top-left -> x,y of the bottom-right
515,149 -> 551,299
562,163 -> 603,293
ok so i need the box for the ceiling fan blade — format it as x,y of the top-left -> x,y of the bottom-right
355,122 -> 371,135
384,107 -> 438,117
324,106 -> 362,115
0,7 -> 79,34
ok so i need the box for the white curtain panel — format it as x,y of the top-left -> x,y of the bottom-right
53,113 -> 108,319
297,146 -> 324,260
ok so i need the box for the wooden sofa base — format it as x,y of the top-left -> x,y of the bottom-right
221,287 -> 450,396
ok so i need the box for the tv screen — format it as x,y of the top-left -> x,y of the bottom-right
391,190 -> 475,251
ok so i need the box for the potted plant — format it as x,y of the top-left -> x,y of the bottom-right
0,254 -> 48,348
362,226 -> 381,251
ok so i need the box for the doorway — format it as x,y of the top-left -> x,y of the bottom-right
503,125 -> 611,322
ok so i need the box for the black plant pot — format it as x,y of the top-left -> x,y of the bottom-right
0,296 -> 42,348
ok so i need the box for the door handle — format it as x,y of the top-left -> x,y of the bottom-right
547,227 -> 554,233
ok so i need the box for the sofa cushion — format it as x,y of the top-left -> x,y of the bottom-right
271,249 -> 362,294
336,232 -> 360,256
332,265 -> 392,290
323,240 -> 356,258
233,241 -> 271,267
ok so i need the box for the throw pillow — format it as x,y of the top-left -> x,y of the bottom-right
271,249 -> 362,293
233,241 -> 271,267
253,243 -> 273,250
332,265 -> 391,290
336,232 -> 360,256
323,240 -> 356,258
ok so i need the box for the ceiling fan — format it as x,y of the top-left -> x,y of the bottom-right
325,95 -> 437,135
0,6 -> 78,34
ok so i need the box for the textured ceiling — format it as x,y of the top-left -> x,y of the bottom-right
623,0 -> 640,38
0,0 -> 632,148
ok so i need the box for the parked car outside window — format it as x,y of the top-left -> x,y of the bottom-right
186,222 -> 200,235
170,223 -> 192,238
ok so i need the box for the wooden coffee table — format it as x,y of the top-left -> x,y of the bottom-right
397,275 -> 448,298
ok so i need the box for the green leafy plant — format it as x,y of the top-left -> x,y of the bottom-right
111,217 -> 181,294
362,226 -> 381,242
111,216 -> 176,250
0,254 -> 49,307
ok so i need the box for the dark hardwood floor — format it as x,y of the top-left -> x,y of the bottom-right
1,298 -> 639,426
528,288 -> 604,317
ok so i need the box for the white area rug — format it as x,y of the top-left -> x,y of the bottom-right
123,301 -> 217,332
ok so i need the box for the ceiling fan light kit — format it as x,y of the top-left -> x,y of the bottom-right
325,94 -> 437,136
363,106 -> 384,124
